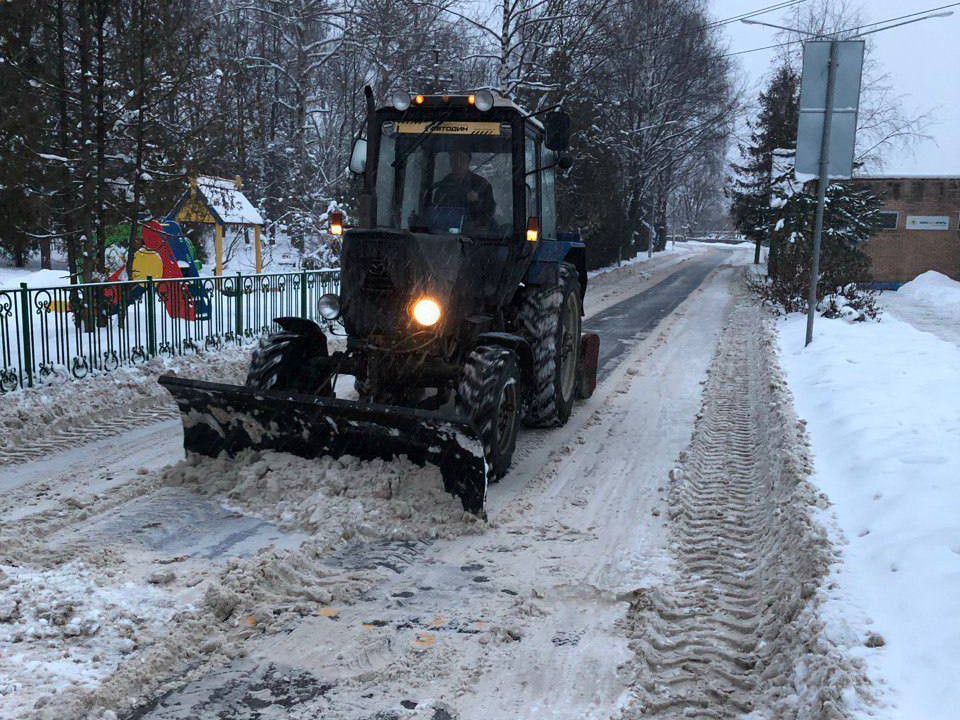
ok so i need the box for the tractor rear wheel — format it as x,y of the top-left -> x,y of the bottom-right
246,330 -> 333,396
516,262 -> 582,427
456,346 -> 521,479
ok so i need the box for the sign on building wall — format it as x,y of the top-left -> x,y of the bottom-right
905,216 -> 950,231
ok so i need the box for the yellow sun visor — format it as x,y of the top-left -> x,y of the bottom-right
396,121 -> 501,136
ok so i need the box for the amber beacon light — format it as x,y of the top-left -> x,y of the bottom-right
328,210 -> 344,236
526,217 -> 539,242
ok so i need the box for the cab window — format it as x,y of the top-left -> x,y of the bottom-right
525,135 -> 540,223
540,145 -> 557,239
375,121 -> 513,239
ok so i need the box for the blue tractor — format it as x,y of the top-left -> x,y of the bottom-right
161,88 -> 599,518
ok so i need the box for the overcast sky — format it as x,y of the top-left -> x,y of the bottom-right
713,0 -> 960,175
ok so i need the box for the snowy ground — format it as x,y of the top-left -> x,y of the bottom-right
0,245 -> 877,720
881,270 -> 960,348
0,268 -> 73,291
777,278 -> 960,720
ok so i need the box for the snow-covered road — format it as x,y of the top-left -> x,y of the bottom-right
1,246 -> 852,720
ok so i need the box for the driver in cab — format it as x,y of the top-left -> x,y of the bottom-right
432,151 -> 496,231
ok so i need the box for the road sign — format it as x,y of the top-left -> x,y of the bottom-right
795,40 -> 865,179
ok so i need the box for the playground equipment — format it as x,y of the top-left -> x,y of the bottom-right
171,175 -> 265,275
94,220 -> 210,320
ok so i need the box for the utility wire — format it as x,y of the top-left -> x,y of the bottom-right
617,0 -> 809,52
724,1 -> 960,57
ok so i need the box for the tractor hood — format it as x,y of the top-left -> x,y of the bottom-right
339,228 -> 510,339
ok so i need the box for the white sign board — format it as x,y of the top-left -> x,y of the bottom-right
796,40 -> 865,180
905,216 -> 950,231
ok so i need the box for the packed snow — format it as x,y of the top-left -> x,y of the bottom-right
0,561 -> 180,710
777,312 -> 960,720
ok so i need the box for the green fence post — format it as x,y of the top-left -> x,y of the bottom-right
235,272 -> 243,343
300,271 -> 308,318
19,283 -> 34,388
146,276 -> 157,357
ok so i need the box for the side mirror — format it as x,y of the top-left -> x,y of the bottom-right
349,138 -> 367,174
558,154 -> 574,171
544,111 -> 571,151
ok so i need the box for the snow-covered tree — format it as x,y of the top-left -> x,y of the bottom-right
760,171 -> 882,315
730,63 -> 800,264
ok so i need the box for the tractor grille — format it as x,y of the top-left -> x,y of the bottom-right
363,262 -> 395,293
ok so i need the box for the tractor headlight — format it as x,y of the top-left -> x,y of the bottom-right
391,91 -> 411,111
473,89 -> 495,112
411,297 -> 441,327
317,293 -> 341,320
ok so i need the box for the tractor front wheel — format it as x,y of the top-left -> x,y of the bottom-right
457,346 -> 521,479
246,330 -> 333,396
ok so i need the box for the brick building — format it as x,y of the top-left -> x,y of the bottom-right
850,176 -> 960,285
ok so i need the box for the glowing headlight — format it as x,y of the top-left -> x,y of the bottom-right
317,293 -> 341,320
411,297 -> 441,327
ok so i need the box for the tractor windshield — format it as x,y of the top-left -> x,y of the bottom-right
375,120 -> 514,240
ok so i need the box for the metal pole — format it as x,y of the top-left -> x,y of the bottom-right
235,272 -> 243,343
19,283 -> 34,389
805,38 -> 839,347
300,270 -> 308,317
146,276 -> 157,357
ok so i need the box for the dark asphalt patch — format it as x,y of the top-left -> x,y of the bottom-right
587,252 -> 729,383
124,662 -> 332,719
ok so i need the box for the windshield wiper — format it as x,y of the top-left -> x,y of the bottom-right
391,109 -> 456,169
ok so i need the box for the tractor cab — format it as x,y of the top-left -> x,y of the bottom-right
350,90 -> 571,247
338,90 -> 577,342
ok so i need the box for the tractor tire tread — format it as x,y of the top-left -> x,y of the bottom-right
516,262 -> 580,427
457,345 -> 520,479
246,331 -> 331,395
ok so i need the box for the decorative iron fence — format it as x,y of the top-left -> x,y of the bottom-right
0,270 -> 339,393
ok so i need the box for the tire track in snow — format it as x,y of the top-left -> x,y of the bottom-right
620,282 -> 868,719
0,401 -> 178,467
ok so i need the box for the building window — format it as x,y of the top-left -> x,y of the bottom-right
877,210 -> 899,230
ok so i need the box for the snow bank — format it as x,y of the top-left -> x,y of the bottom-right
586,243 -> 700,279
777,312 -> 960,719
164,449 -> 481,543
896,270 -> 960,312
0,346 -> 251,455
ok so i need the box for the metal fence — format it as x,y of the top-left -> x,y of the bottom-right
0,270 -> 339,393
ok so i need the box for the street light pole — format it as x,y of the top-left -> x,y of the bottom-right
805,38 -> 839,347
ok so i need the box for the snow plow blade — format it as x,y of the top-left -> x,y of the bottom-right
158,376 -> 488,517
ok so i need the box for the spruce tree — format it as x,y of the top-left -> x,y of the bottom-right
730,64 -> 800,264
760,179 -> 882,316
